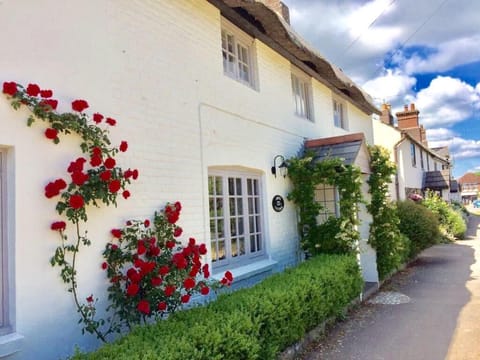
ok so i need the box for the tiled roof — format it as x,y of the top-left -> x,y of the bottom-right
305,133 -> 365,166
423,170 -> 450,190
458,172 -> 480,185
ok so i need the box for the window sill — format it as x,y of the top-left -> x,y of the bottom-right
0,332 -> 24,358
212,258 -> 277,282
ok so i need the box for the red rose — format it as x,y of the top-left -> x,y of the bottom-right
164,285 -> 176,297
173,227 -> 183,237
44,128 -> 58,140
101,262 -> 108,270
71,99 -> 89,112
132,169 -> 139,180
122,190 -> 131,199
166,240 -> 176,249
69,194 -> 84,209
149,246 -> 160,257
159,265 -> 170,276
127,268 -> 141,283
110,244 -> 118,251
151,277 -> 163,287
67,158 -> 86,173
90,155 -> 102,167
2,81 -> 17,96
100,170 -> 111,182
54,178 -> 67,190
40,89 -> 53,98
198,243 -> 207,255
119,141 -> 128,152
200,286 -> 210,295
189,266 -> 199,278
137,300 -> 150,315
224,270 -> 233,282
71,171 -> 89,186
183,277 -> 195,290
26,83 -> 41,96
108,179 -> 121,193
157,301 -> 167,311
182,247 -> 192,257
50,221 -> 66,231
40,99 -> 58,110
111,229 -> 122,238
86,295 -> 94,303
137,240 -> 146,255
91,146 -> 102,156
126,283 -> 140,296
175,201 -> 182,211
144,220 -> 150,228
181,294 -> 190,304
124,169 -> 133,179
172,253 -> 188,270
93,113 -> 103,123
104,157 -> 116,169
106,117 -> 116,126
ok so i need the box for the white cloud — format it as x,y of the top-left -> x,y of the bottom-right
398,35 -> 480,75
429,137 -> 480,160
413,77 -> 480,127
426,128 -> 457,142
362,69 -> 416,104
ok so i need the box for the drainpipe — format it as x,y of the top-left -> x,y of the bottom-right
393,133 -> 407,201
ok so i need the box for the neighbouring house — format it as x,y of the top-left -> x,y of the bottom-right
458,173 -> 480,203
373,103 -> 455,201
0,1 -> 380,359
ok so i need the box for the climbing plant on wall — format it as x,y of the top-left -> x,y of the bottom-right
367,145 -> 408,280
2,81 -> 231,342
287,152 -> 362,255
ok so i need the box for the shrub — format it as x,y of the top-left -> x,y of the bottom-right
397,200 -> 440,258
422,191 -> 467,240
69,255 -> 363,360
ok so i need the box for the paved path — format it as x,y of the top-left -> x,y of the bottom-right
300,214 -> 480,360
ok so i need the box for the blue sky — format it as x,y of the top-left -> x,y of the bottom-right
285,0 -> 480,178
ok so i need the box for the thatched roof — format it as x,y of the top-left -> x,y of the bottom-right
209,0 -> 380,116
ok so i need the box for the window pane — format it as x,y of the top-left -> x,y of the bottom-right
228,178 -> 234,195
238,217 -> 244,235
236,178 -> 242,195
218,241 -> 225,260
216,198 -> 223,217
208,176 -> 214,195
232,240 -> 238,258
256,235 -> 262,251
218,219 -> 224,238
247,179 -> 252,195
237,198 -> 243,215
250,235 -> 256,252
209,198 -> 214,217
211,242 -> 217,262
248,198 -> 253,213
216,177 -> 223,195
229,198 -> 235,216
230,218 -> 237,236
239,237 -> 245,256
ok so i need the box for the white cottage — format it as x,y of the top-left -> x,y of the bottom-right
0,1 -> 380,358
373,103 -> 454,201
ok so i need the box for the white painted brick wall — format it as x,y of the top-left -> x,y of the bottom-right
0,1 -> 375,358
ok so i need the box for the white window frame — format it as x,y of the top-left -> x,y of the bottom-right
314,183 -> 340,224
291,68 -> 314,121
0,149 -> 10,336
333,97 -> 348,130
411,143 -> 417,167
221,19 -> 257,89
208,169 -> 265,269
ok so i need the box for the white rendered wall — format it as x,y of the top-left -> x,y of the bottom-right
0,1 -> 375,359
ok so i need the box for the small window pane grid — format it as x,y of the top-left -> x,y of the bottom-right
314,184 -> 339,224
221,29 -> 253,86
411,143 -> 416,167
209,173 -> 263,267
333,99 -> 347,129
291,73 -> 313,120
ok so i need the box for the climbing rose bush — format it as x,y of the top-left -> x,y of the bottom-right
99,202 -> 233,330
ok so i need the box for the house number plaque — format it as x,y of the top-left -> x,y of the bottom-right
272,195 -> 285,212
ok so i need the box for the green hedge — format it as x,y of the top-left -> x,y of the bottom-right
70,255 -> 363,360
397,200 -> 441,258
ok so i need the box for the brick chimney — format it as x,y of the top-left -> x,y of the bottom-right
263,0 -> 290,24
396,103 -> 428,146
380,103 -> 394,125
396,103 -> 420,130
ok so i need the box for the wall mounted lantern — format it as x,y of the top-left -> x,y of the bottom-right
271,155 -> 287,178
